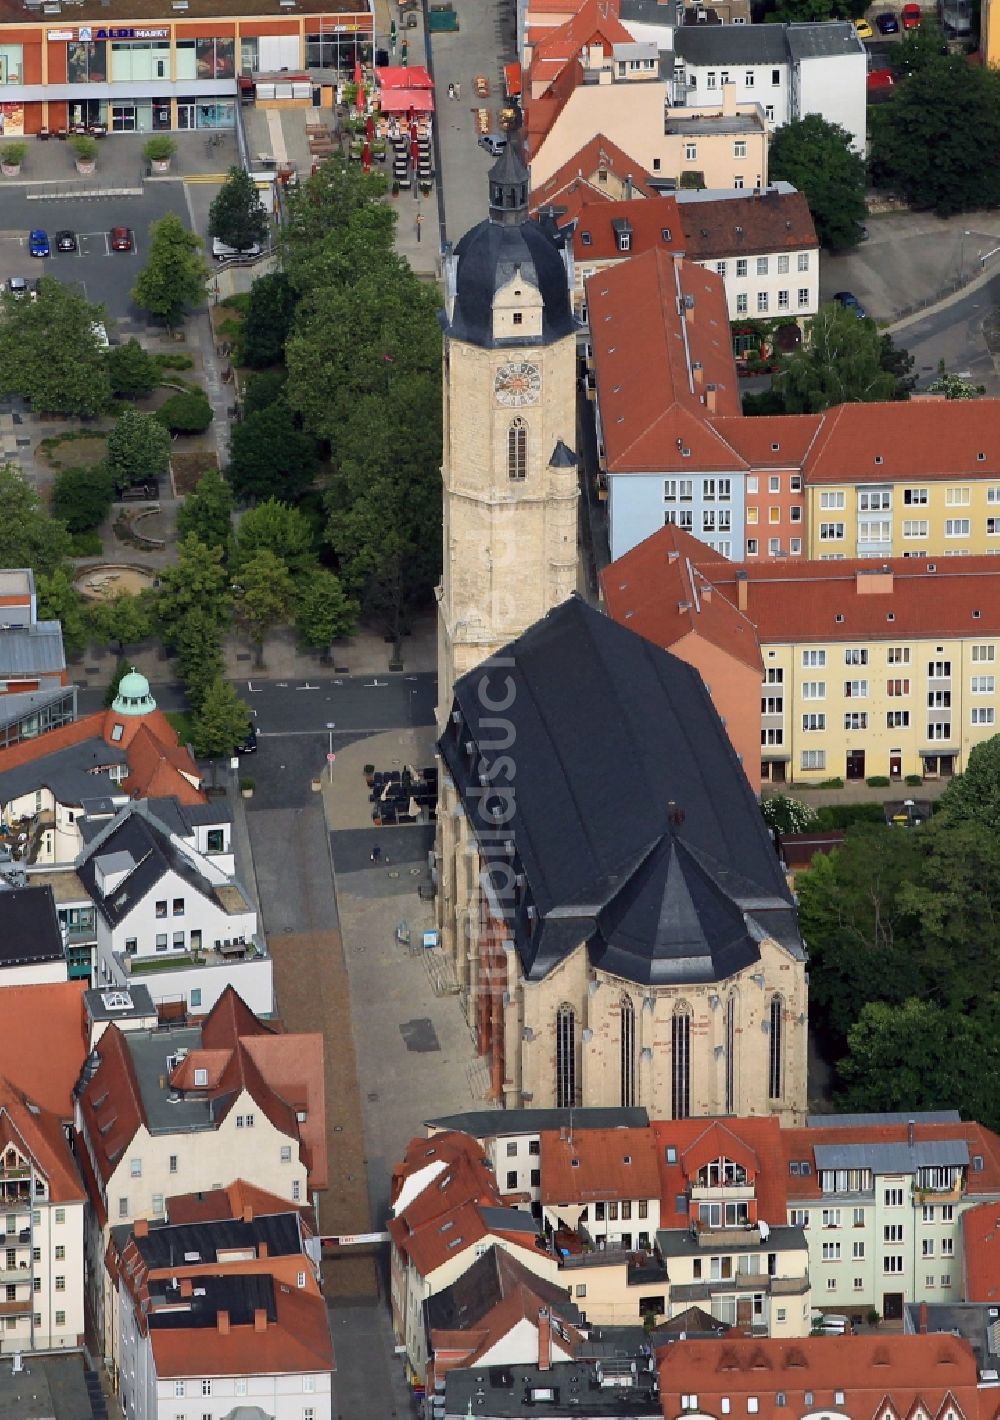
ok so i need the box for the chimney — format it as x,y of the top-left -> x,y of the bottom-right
217,1309 -> 230,1335
625,173 -> 634,200
692,360 -> 704,385
254,1307 -> 268,1333
134,1219 -> 149,1238
180,1278 -> 193,1298
242,1204 -> 254,1223
908,1119 -> 915,1146
919,1301 -> 928,1334
735,569 -> 749,612
705,383 -> 717,414
701,585 -> 712,604
258,1241 -> 269,1259
721,82 -> 737,117
538,1307 -> 552,1372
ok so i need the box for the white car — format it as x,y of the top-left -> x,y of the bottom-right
211,236 -> 263,261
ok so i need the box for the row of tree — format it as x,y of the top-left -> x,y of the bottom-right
791,738 -> 1000,1130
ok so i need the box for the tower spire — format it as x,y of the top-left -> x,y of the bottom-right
488,141 -> 529,226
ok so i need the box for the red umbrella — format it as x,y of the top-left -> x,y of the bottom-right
410,136 -> 419,163
409,119 -> 418,143
362,141 -> 371,173
354,58 -> 364,109
365,114 -> 375,142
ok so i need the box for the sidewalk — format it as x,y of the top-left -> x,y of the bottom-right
2,130 -> 238,190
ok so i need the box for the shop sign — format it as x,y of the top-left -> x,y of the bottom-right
94,26 -> 170,38
47,28 -> 74,40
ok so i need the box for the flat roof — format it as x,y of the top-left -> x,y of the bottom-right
0,570 -> 32,599
126,1026 -> 220,1135
665,112 -> 765,134
0,1352 -> 93,1420
426,1107 -> 650,1137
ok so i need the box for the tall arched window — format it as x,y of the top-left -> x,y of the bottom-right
725,993 -> 738,1115
768,995 -> 783,1101
508,418 -> 527,481
620,995 -> 636,1108
556,1003 -> 578,1108
671,1006 -> 691,1120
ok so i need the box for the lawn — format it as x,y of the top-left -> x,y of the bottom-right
165,710 -> 196,745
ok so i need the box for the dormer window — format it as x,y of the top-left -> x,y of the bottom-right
581,231 -> 593,246
618,232 -> 631,252
662,228 -> 672,242
193,1068 -> 208,1087
111,723 -> 124,743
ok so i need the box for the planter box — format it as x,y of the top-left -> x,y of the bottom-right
75,158 -> 96,176
150,158 -> 171,174
1,163 -> 22,177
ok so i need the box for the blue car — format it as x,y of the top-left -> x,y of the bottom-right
28,229 -> 50,258
834,290 -> 868,319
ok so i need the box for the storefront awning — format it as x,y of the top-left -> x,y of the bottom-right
379,88 -> 434,113
504,61 -> 522,97
376,64 -> 433,89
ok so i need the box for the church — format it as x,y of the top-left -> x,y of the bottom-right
434,143 -> 807,1122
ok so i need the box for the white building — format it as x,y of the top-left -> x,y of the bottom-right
673,21 -> 867,152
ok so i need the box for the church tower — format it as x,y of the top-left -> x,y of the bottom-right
436,140 -> 579,724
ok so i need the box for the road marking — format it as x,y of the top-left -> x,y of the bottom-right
364,679 -> 388,688
246,680 -> 263,693
295,683 -> 320,690
258,727 -> 422,738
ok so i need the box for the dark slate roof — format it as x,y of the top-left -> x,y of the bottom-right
0,884 -> 65,965
445,1358 -> 661,1417
425,1107 -> 649,1137
110,1212 -> 302,1270
438,597 -> 801,986
786,19 -> 860,57
0,739 -> 125,805
77,810 -> 217,929
424,1243 -> 585,1333
674,23 -> 790,63
447,221 -> 576,350
620,0 -> 676,22
146,1272 -> 275,1330
549,440 -> 578,469
84,984 -> 156,1021
144,796 -> 233,837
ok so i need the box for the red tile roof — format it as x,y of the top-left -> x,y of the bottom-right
960,1201 -> 1000,1302
539,1126 -> 661,1204
565,195 -> 685,262
528,132 -> 656,214
780,1120 -> 1000,1201
678,189 -> 818,261
587,250 -> 741,474
0,981 -> 87,1118
531,0 -> 632,65
803,399 -> 1000,484
601,523 -> 762,672
651,1118 -> 788,1228
709,413 -> 823,469
656,1333 -> 981,1420
0,1076 -> 85,1204
166,1179 -> 315,1228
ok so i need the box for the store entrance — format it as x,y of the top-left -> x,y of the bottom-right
111,104 -> 136,132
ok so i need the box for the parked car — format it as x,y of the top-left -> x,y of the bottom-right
110,226 -> 133,252
834,290 -> 868,319
855,16 -> 874,37
875,9 -> 900,30
867,67 -> 896,94
236,722 -> 258,755
211,236 -> 263,261
6,275 -> 28,296
55,229 -> 77,252
28,229 -> 50,258
478,133 -> 507,156
901,2 -> 921,24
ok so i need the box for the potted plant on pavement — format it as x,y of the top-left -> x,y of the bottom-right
240,776 -> 255,799
69,134 -> 98,175
0,142 -> 26,177
143,135 -> 177,174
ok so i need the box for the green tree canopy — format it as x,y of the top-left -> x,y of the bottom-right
0,464 -> 71,575
760,794 -> 816,835
106,338 -> 158,399
234,548 -> 296,664
156,535 -> 232,708
768,114 -> 867,250
208,167 -> 269,253
776,303 -> 899,413
935,734 -> 1000,832
190,675 -> 251,760
870,57 -> 1000,215
35,567 -> 87,658
233,499 -> 317,580
51,464 -> 116,534
281,160 -> 392,291
228,401 -> 318,506
241,273 -> 297,369
106,408 -> 171,488
0,277 -> 111,416
87,590 -> 156,655
132,213 -> 208,329
242,369 -> 288,417
294,568 -> 359,653
156,388 -> 213,434
176,468 -> 234,550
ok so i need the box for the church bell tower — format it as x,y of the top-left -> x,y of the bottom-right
435,139 -> 580,725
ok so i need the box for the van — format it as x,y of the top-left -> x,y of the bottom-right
817,1314 -> 852,1335
478,134 -> 507,157
211,236 -> 263,262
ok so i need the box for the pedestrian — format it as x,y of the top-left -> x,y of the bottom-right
447,82 -> 455,101
416,212 -> 422,242
370,843 -> 381,863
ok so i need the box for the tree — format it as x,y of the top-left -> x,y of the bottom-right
0,464 -> 71,576
132,213 -> 208,330
242,273 -> 296,369
87,590 -> 156,655
107,338 -> 158,399
0,278 -> 111,416
926,371 -> 985,399
879,333 -> 917,401
51,464 -> 116,533
208,166 -> 269,254
190,675 -> 251,760
295,568 -> 359,654
935,734 -> 1000,833
242,369 -> 288,417
155,535 -> 232,708
233,499 -> 317,580
760,794 -> 816,835
281,160 -> 392,293
234,549 -> 296,666
106,408 -> 171,488
870,58 -> 1000,215
776,304 -> 899,413
35,567 -> 87,658
176,468 -> 234,550
103,656 -> 131,709
228,401 -> 318,505
156,389 -> 213,434
768,115 -> 867,250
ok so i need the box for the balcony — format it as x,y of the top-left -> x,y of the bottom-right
694,1223 -> 761,1248
691,1184 -> 755,1202
0,1264 -> 31,1285
123,933 -> 268,977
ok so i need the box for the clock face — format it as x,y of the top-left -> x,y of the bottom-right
494,361 -> 541,407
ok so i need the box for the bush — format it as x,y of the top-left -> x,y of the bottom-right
814,803 -> 887,831
143,135 -> 176,162
905,774 -> 923,786
761,794 -> 816,835
69,134 -> 97,162
240,776 -> 255,792
156,389 -> 213,434
866,775 -> 891,787
153,352 -> 194,372
0,142 -> 27,167
107,338 -> 158,399
68,530 -> 103,557
817,777 -> 845,790
52,464 -> 116,533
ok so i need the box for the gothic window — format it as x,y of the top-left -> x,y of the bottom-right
620,995 -> 636,1108
672,1006 -> 691,1120
725,993 -> 737,1115
556,1003 -> 579,1108
508,418 -> 527,481
768,995 -> 783,1100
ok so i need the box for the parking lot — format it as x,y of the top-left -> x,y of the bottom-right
0,186 -> 191,330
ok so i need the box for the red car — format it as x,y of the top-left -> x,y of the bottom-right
867,67 -> 896,93
110,226 -> 133,252
902,2 -> 922,25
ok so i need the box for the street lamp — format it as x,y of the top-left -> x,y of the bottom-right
327,722 -> 336,784
904,798 -> 914,827
960,230 -> 971,280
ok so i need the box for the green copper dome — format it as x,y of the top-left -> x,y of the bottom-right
112,668 -> 156,717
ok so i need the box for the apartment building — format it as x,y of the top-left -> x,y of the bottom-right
0,569 -> 74,752
602,528 -> 1000,784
